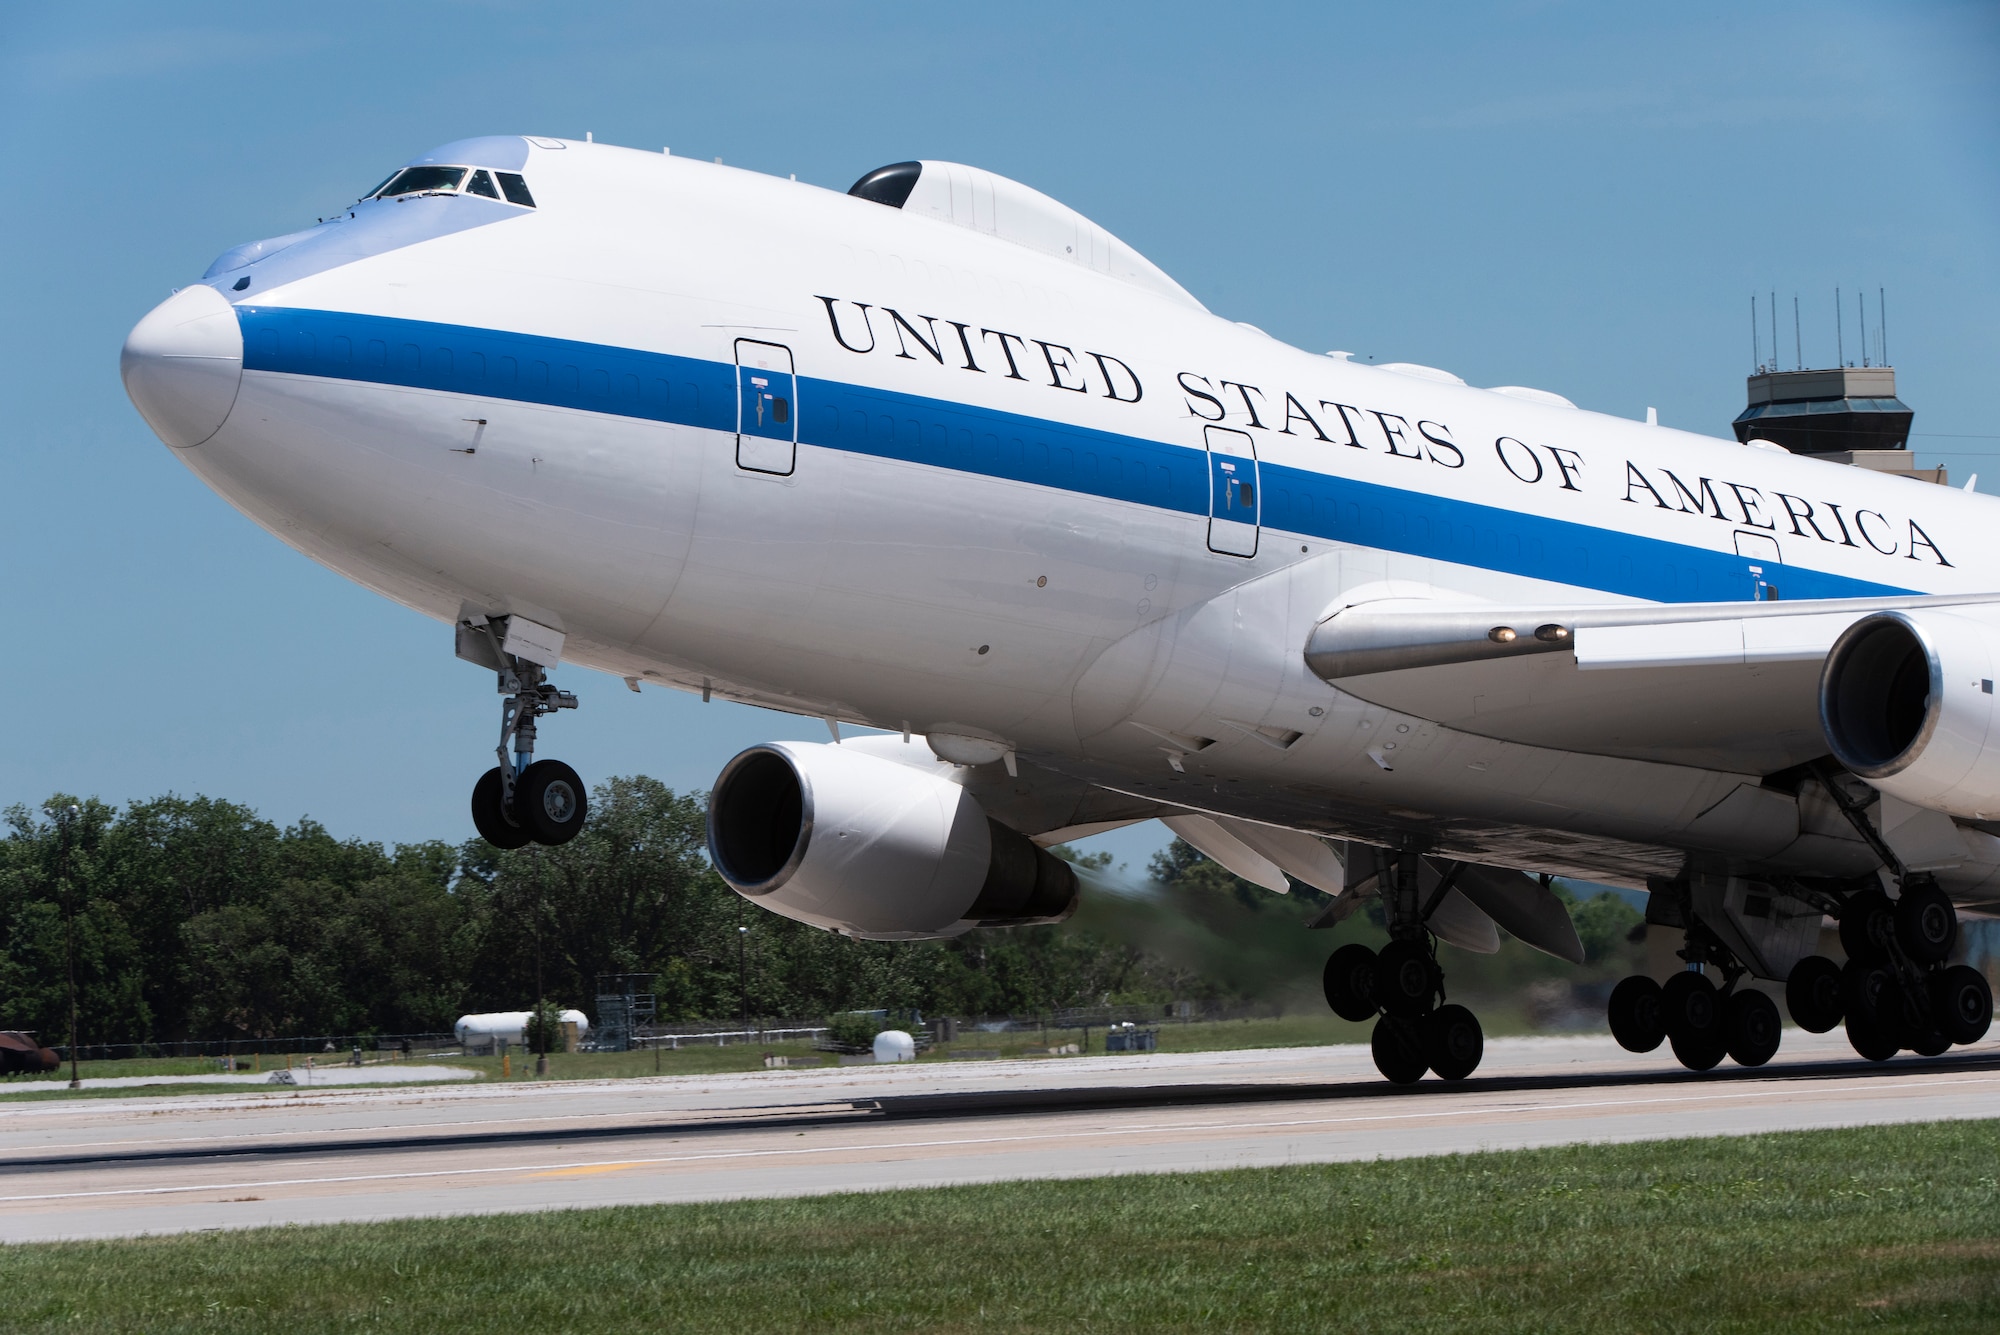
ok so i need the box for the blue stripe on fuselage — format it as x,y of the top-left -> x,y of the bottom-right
235,306 -> 1913,603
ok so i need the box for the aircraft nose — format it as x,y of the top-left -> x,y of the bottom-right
121,284 -> 244,449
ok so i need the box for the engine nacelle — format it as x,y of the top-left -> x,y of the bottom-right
706,741 -> 1077,939
1821,608 -> 2000,819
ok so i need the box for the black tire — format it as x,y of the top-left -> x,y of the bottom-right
1370,1015 -> 1427,1084
1422,1004 -> 1484,1080
1907,1026 -> 1951,1057
1839,887 -> 1894,965
518,759 -> 588,845
1607,975 -> 1666,1053
1662,971 -> 1725,1071
1322,944 -> 1379,1022
1373,939 -> 1439,1018
1723,989 -> 1782,1067
1931,964 -> 1993,1045
1845,1012 -> 1899,1062
1785,955 -> 1844,1033
1669,1023 -> 1728,1071
1661,971 -> 1720,1039
1841,959 -> 1897,1031
1894,881 -> 1958,964
471,767 -> 533,850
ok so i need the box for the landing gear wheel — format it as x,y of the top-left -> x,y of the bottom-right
1841,959 -> 1897,1033
1662,972 -> 1726,1071
1322,944 -> 1379,1022
1421,1004 -> 1484,1080
1785,955 -> 1845,1033
1907,1027 -> 1952,1057
1723,989 -> 1782,1067
1373,939 -> 1439,1018
517,760 -> 588,845
1370,1015 -> 1427,1084
1607,975 -> 1666,1053
1839,887 -> 1894,965
1931,965 -> 1993,1045
1895,881 -> 1958,964
1845,1012 -> 1899,1062
471,767 -> 533,850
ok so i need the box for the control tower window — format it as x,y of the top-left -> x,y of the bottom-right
376,165 -> 469,197
496,172 -> 536,208
464,169 -> 501,200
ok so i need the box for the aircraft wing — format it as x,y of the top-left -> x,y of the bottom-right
1305,593 -> 2000,773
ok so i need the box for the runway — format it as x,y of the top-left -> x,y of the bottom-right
4,1030 -> 1997,1243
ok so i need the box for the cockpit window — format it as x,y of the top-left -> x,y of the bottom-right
496,172 -> 536,208
364,164 -> 536,207
377,165 -> 469,197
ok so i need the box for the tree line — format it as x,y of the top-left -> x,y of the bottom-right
0,778 -> 1642,1047
0,779 -> 1223,1044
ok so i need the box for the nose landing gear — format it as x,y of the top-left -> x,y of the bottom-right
1322,849 -> 1487,1085
459,615 -> 586,849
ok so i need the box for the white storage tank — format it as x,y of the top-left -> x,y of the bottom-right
872,1029 -> 916,1063
454,1009 -> 590,1049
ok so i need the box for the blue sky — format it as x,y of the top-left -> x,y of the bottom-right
2,2 -> 1995,868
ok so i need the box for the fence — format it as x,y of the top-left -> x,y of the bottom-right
633,1022 -> 827,1049
33,1000 -> 1280,1064
46,1032 -> 460,1064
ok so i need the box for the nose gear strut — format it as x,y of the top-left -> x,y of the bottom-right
458,615 -> 587,848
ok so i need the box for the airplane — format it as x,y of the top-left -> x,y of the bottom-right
121,135 -> 1996,1085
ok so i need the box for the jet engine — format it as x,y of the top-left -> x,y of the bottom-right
706,742 -> 1077,939
1821,609 -> 2000,820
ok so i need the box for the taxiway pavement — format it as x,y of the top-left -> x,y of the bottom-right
4,1030 -> 1996,1243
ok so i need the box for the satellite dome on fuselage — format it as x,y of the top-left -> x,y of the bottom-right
847,158 -> 1205,312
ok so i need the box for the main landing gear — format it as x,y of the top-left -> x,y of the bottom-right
1322,849 -> 1485,1085
460,616 -> 587,849
1607,870 -> 1991,1071
1606,913 -> 1781,1072
1787,879 -> 1991,1062
1787,765 -> 1993,1063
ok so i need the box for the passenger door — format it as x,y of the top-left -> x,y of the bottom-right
1205,425 -> 1260,557
735,339 -> 796,476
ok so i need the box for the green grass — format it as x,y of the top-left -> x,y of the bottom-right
3,1122 -> 1996,1332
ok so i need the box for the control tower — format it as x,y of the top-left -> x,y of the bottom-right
1732,366 -> 1938,484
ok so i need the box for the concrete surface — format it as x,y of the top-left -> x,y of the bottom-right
3,1029 -> 1995,1243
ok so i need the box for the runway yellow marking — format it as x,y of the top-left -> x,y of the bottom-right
528,1162 -> 644,1178
7,1071 -> 1995,1206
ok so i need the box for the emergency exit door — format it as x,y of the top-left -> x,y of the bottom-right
735,339 -> 796,475
1205,425 -> 1260,557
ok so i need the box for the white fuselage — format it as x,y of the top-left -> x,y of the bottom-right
130,136 -> 2000,899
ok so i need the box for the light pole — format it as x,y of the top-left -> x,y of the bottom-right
737,908 -> 749,1037
533,848 -> 549,1078
48,805 -> 81,1090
